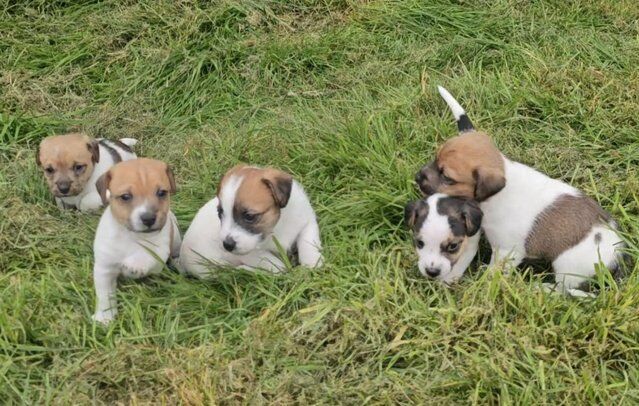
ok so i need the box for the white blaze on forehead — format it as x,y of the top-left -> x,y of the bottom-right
418,194 -> 451,249
219,175 -> 243,231
130,199 -> 152,231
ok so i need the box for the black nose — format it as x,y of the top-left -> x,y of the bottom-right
140,212 -> 157,227
425,267 -> 441,277
57,182 -> 70,194
223,237 -> 236,252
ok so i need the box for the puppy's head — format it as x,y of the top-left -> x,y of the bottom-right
95,158 -> 176,233
216,165 -> 293,255
404,193 -> 482,283
36,133 -> 100,197
415,132 -> 505,202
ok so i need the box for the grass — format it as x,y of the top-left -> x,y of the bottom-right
1,0 -> 639,403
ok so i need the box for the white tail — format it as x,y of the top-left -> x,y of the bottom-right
437,86 -> 466,121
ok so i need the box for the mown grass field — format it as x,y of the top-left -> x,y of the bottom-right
1,0 -> 639,403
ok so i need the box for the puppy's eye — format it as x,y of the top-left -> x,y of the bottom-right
446,242 -> 460,253
441,173 -> 456,185
73,164 -> 86,174
217,206 -> 223,219
416,239 -> 425,249
157,189 -> 168,198
119,193 -> 132,202
45,167 -> 55,175
243,211 -> 260,223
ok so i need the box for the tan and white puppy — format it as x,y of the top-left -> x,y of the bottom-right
415,86 -> 624,296
92,158 -> 181,324
405,193 -> 482,284
178,165 -> 322,277
37,133 -> 137,211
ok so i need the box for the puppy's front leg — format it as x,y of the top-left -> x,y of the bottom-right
296,221 -> 323,268
488,248 -> 524,273
241,252 -> 286,273
78,192 -> 104,212
92,265 -> 118,324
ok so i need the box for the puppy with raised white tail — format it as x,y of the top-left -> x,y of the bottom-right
405,193 -> 482,284
415,86 -> 625,296
92,158 -> 181,324
36,133 -> 137,211
179,165 -> 322,277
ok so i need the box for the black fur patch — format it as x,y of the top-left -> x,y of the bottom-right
98,139 -> 122,163
457,114 -> 474,132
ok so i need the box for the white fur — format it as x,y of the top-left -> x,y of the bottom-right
57,138 -> 137,211
92,206 -> 181,324
438,86 -> 467,121
415,194 -> 480,284
178,180 -> 322,278
439,89 -> 624,292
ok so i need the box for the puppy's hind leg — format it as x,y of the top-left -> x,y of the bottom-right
297,221 -> 323,268
488,247 -> 524,274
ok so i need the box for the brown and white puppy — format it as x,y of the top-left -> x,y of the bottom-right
415,86 -> 624,296
405,193 -> 482,284
178,165 -> 322,277
36,133 -> 137,211
92,158 -> 181,324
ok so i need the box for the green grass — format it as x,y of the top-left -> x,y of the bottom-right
1,0 -> 639,403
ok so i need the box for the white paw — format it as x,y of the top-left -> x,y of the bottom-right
121,255 -> 154,278
92,310 -> 116,324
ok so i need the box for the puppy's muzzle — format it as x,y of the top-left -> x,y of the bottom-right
415,163 -> 439,196
424,267 -> 441,278
56,180 -> 71,195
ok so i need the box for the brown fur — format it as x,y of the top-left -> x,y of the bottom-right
218,165 -> 293,235
37,133 -> 100,197
96,158 -> 175,231
416,132 -> 505,201
525,194 -> 612,260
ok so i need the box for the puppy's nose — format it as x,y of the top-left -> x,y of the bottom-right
56,181 -> 71,194
425,267 -> 441,277
223,237 -> 236,252
140,212 -> 157,227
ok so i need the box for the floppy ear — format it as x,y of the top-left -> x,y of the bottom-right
95,171 -> 112,205
473,168 -> 505,201
87,140 -> 100,164
166,165 -> 176,193
262,170 -> 293,208
404,201 -> 418,228
461,199 -> 483,236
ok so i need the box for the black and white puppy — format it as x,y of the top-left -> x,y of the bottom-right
405,193 -> 483,284
415,86 -> 625,295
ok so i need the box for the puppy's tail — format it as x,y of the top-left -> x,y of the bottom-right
118,138 -> 138,147
437,86 -> 474,133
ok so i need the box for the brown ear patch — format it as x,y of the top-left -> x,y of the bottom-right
95,171 -> 112,205
262,170 -> 293,208
404,200 -> 429,231
87,141 -> 100,164
473,167 -> 505,201
525,194 -> 612,260
166,165 -> 176,193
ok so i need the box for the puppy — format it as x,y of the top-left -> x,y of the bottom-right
178,165 -> 322,277
415,86 -> 624,295
36,133 -> 137,211
92,158 -> 181,324
405,193 -> 482,284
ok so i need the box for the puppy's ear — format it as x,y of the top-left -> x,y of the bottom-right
166,165 -> 176,193
95,171 -> 112,205
473,168 -> 505,201
404,200 -> 428,229
461,199 -> 483,236
87,140 -> 100,164
262,170 -> 293,208
35,145 -> 41,167
404,201 -> 418,228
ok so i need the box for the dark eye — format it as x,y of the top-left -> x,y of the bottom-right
157,189 -> 168,198
441,173 -> 456,185
243,211 -> 259,223
119,193 -> 132,202
45,167 -> 55,175
416,239 -> 425,249
446,242 -> 460,253
73,164 -> 86,174
217,206 -> 223,219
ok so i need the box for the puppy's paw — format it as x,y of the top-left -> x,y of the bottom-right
121,255 -> 154,278
92,310 -> 117,324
